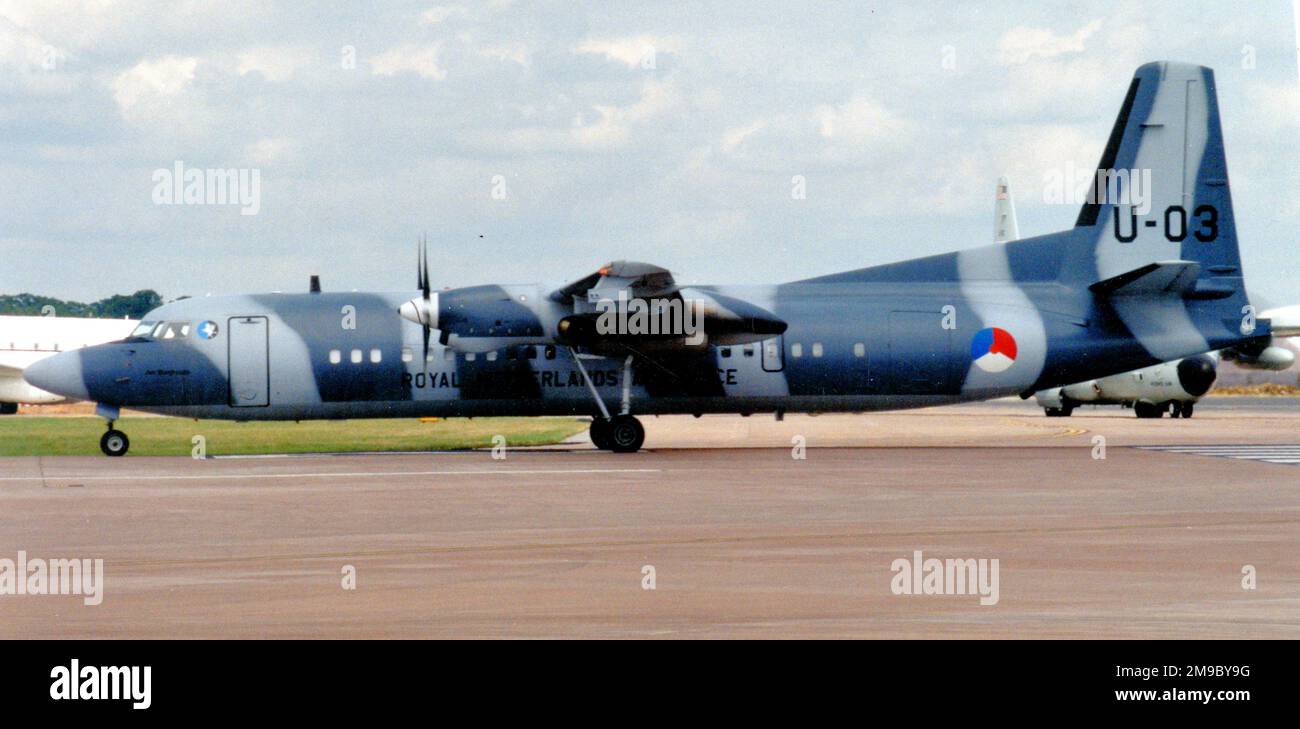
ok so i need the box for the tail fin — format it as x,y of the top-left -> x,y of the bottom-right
1067,62 -> 1243,293
1059,62 -> 1264,359
994,176 -> 1020,243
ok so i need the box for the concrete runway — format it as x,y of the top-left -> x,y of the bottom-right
1,401 -> 1297,638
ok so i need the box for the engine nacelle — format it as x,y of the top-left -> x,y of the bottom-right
1060,380 -> 1101,402
1225,344 -> 1295,371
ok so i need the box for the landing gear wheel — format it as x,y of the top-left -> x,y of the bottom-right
605,415 -> 645,453
1179,402 -> 1194,418
1044,403 -> 1074,417
100,429 -> 130,457
1169,402 -> 1183,418
589,418 -> 612,450
1133,401 -> 1162,419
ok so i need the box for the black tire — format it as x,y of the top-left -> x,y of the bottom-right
1044,408 -> 1062,417
605,415 -> 645,453
1169,401 -> 1183,418
1180,402 -> 1194,418
1134,401 -> 1162,419
100,429 -> 130,457
589,418 -> 611,450
1059,403 -> 1074,417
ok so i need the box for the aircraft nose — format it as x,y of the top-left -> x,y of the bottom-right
23,350 -> 90,401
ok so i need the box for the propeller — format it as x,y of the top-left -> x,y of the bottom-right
399,236 -> 438,367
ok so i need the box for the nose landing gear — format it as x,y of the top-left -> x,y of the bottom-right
100,422 -> 130,457
94,404 -> 129,456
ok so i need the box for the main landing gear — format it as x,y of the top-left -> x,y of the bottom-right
100,422 -> 130,457
589,414 -> 645,453
571,349 -> 645,453
1134,401 -> 1194,419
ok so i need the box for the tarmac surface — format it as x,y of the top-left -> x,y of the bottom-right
1,399 -> 1297,638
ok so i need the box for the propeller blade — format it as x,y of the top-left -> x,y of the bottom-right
421,235 -> 431,300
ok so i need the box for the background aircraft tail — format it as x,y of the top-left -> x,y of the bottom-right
993,176 -> 1019,243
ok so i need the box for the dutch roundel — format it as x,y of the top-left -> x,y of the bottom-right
970,327 -> 1017,373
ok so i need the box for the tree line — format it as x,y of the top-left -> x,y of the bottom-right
0,290 -> 164,320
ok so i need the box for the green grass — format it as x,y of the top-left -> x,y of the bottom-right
0,416 -> 587,457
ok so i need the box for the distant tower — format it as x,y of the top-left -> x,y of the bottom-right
994,175 -> 1020,243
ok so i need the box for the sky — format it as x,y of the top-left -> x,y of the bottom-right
2,1 -> 1299,305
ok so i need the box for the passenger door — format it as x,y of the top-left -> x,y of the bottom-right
227,316 -> 270,407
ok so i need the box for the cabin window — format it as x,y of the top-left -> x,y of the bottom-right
720,347 -> 732,358
329,350 -> 342,365
743,345 -> 754,357
525,346 -> 538,360
370,349 -> 382,364
791,343 -> 803,358
811,343 -> 823,358
401,347 -> 413,363
486,351 -> 498,362
853,343 -> 865,358
443,349 -> 453,362
466,352 -> 476,362
350,349 -> 363,364
544,345 -> 556,360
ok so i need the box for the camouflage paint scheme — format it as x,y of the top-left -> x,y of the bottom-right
25,63 -> 1272,425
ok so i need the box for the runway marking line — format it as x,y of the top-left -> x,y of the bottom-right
1136,444 -> 1300,466
0,467 -> 662,483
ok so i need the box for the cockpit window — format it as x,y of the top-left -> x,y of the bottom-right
158,322 -> 191,340
132,321 -> 193,340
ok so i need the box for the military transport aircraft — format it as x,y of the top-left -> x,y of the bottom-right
25,62 -> 1276,455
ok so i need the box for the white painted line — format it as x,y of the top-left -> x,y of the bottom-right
0,468 -> 662,483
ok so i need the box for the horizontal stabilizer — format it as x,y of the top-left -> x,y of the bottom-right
1089,260 -> 1200,297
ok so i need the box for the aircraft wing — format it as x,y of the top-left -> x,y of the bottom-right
0,351 -> 44,374
549,261 -> 679,305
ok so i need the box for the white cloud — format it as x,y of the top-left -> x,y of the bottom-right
997,19 -> 1104,65
370,43 -> 446,80
575,35 -> 678,68
247,137 -> 296,165
110,54 -> 197,113
420,5 -> 469,25
813,97 -> 902,142
236,46 -> 314,82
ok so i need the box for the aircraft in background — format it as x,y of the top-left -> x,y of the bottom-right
0,315 -> 138,413
991,178 -> 1297,418
26,62 -> 1278,454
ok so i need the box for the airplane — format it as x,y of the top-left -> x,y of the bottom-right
0,315 -> 138,414
24,62 -> 1277,455
989,179 -> 1298,418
